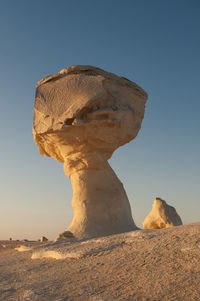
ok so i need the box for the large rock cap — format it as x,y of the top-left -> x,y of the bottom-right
33,65 -> 148,135
33,65 -> 148,162
143,198 -> 183,229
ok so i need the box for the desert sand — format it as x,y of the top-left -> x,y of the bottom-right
1,222 -> 200,300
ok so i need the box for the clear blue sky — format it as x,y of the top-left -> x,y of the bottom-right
0,0 -> 199,240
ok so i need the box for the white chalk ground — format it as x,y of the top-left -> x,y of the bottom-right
0,222 -> 200,300
15,246 -> 32,252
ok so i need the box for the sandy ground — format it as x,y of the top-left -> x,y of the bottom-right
0,222 -> 200,301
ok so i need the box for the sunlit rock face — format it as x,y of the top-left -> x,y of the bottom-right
143,198 -> 183,229
33,65 -> 148,240
40,236 -> 48,242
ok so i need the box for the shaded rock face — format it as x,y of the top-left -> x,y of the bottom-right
40,236 -> 48,242
56,231 -> 75,242
143,198 -> 183,229
33,65 -> 148,240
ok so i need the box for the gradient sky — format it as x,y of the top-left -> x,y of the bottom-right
0,0 -> 199,240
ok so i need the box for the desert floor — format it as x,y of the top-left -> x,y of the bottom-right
0,222 -> 200,301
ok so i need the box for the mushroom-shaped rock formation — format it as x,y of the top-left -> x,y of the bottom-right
143,198 -> 183,229
33,65 -> 148,240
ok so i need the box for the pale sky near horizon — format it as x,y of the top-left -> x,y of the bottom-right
0,0 -> 199,240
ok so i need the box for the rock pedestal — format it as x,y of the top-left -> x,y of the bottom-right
33,65 -> 148,240
64,156 -> 135,239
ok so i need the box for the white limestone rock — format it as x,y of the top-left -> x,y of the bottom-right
40,236 -> 48,242
33,65 -> 148,240
143,198 -> 183,229
55,231 -> 75,242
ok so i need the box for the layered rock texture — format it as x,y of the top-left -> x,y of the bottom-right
33,65 -> 148,239
143,198 -> 183,229
56,231 -> 75,242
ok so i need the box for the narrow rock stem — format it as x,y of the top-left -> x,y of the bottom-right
63,153 -> 137,239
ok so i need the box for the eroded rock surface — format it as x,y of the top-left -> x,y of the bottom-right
56,231 -> 75,242
143,197 -> 183,229
33,65 -> 148,240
